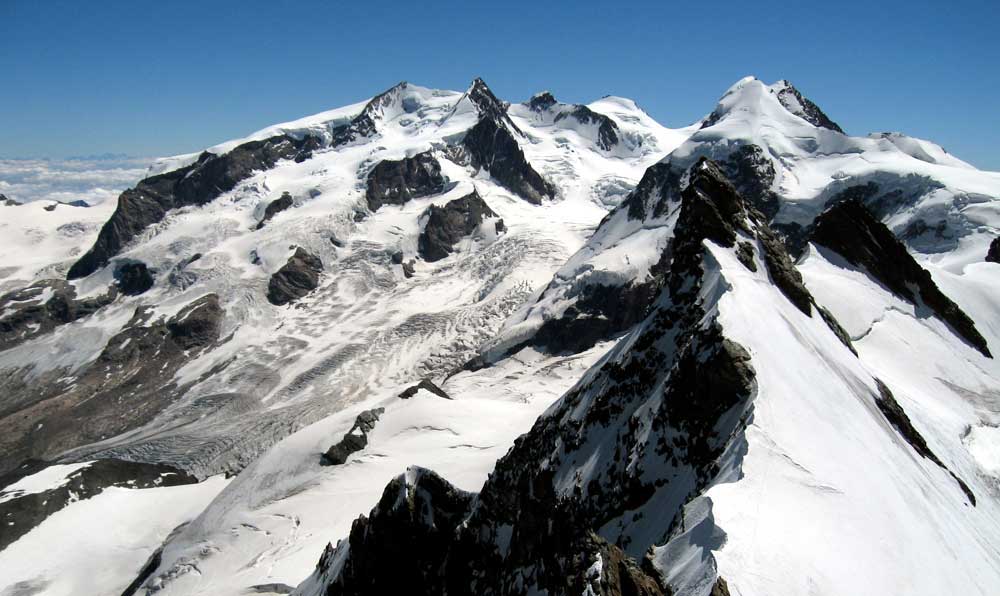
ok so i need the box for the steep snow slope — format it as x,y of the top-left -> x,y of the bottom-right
0,475 -> 228,596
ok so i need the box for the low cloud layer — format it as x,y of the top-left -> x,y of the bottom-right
0,156 -> 153,205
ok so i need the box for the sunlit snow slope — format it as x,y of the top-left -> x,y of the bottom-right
1,75 -> 998,596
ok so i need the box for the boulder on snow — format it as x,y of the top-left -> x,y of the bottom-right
266,248 -> 323,306
417,190 -> 497,262
256,191 -> 294,229
987,237 -> 1000,264
398,378 -> 451,400
322,408 -> 385,465
115,261 -> 155,296
365,151 -> 447,211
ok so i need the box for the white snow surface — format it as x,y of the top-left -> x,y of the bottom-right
0,461 -> 93,504
0,199 -> 117,291
700,240 -> 1000,596
0,476 -> 228,596
2,76 -> 999,596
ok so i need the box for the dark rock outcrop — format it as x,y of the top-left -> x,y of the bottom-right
115,261 -> 154,296
67,134 -> 321,279
322,408 -> 384,465
987,237 -> 1000,263
773,80 -> 844,133
462,78 -> 555,205
2,193 -> 21,206
418,190 -> 497,262
330,82 -> 408,146
256,192 -> 294,229
520,158 -> 838,357
402,260 -> 416,278
365,151 -> 447,211
722,144 -> 779,220
0,458 -> 197,551
874,379 -> 975,505
398,378 -> 451,400
166,294 -> 225,350
555,105 -> 621,151
810,199 -> 991,357
529,281 -> 660,355
0,280 -> 118,352
267,248 -> 323,306
527,91 -> 558,112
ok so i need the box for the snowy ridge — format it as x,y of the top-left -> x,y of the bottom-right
0,75 -> 998,596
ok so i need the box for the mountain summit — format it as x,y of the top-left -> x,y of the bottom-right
1,77 -> 998,596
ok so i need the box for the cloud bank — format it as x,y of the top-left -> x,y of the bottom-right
0,156 -> 153,205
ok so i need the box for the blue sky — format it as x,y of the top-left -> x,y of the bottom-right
2,0 -> 998,169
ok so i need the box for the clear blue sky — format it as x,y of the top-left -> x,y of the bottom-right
2,0 -> 998,169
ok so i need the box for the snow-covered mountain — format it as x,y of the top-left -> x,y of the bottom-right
1,76 -> 998,596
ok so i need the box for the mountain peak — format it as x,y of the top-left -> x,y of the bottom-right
769,79 -> 844,133
527,90 -> 558,111
464,77 -> 513,125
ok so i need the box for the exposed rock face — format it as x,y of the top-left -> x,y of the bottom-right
529,281 -> 660,355
116,261 -> 155,295
810,199 -> 991,357
462,78 -> 555,205
267,248 -> 323,306
527,91 -> 557,112
722,144 -> 779,220
554,105 -> 621,151
365,151 -> 446,211
622,161 -> 684,221
1,193 -> 20,206
0,458 -> 197,551
873,379 -> 975,505
0,294 -> 224,475
417,190 -> 497,262
987,237 -> 1000,263
330,82 -> 408,146
256,191 -> 294,229
309,159 -> 833,596
524,158 -> 832,356
398,378 -> 451,399
166,294 -> 225,350
67,134 -> 321,279
773,79 -> 844,133
322,408 -> 384,465
0,280 -> 118,352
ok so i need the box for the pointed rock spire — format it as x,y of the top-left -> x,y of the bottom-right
771,79 -> 844,133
